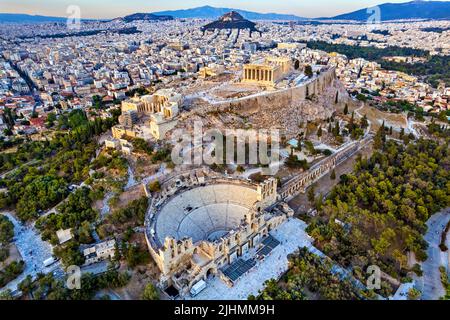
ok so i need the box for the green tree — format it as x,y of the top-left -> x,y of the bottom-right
333,121 -> 340,137
330,169 -> 336,180
438,111 -> 448,122
132,138 -> 153,155
360,115 -> 369,129
54,242 -> 85,267
124,243 -> 150,268
0,216 -> 14,245
305,138 -> 449,287
148,180 -> 161,193
373,125 -> 386,150
304,65 -> 313,78
408,288 -> 421,300
18,275 -> 34,296
0,289 -> 14,300
307,186 -> 316,205
142,283 -> 160,300
46,113 -> 57,127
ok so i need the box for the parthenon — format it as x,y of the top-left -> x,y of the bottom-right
242,57 -> 292,86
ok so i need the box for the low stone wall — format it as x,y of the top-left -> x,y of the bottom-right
279,137 -> 371,200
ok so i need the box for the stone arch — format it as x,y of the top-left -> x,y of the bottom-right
206,267 -> 216,279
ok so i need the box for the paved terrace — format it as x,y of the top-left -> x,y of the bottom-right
185,218 -> 313,300
0,212 -> 61,294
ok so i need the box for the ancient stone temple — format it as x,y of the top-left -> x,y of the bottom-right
242,57 -> 292,86
112,88 -> 182,140
121,89 -> 181,117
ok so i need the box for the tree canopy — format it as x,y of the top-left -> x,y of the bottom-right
307,138 -> 449,289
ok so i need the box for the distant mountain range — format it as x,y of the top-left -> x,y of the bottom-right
151,2 -> 450,21
152,5 -> 306,20
0,13 -> 70,23
0,13 -> 100,23
1,1 -> 449,23
324,1 -> 450,21
119,13 -> 173,23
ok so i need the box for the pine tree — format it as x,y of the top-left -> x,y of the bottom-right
317,126 -> 322,139
361,115 -> 369,129
330,169 -> 336,180
333,121 -> 340,137
307,186 -> 315,204
349,112 -> 355,131
142,283 -> 160,300
374,125 -> 386,150
304,65 -> 313,78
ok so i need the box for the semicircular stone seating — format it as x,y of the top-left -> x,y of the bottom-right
155,184 -> 258,244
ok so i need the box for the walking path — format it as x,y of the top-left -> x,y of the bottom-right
414,208 -> 450,300
0,212 -> 60,294
0,159 -> 39,179
124,165 -> 137,190
100,192 -> 114,219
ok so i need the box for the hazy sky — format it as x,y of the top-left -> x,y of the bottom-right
0,0 -> 422,19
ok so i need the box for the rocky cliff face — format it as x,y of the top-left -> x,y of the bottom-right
172,72 -> 353,139
243,81 -> 349,137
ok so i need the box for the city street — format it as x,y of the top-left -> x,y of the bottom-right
0,212 -> 60,294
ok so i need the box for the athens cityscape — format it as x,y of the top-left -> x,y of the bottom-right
0,0 -> 449,306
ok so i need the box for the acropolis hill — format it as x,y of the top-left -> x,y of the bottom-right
179,62 -> 351,138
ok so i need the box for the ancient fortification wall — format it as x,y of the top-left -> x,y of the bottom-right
210,67 -> 337,114
177,67 -> 349,138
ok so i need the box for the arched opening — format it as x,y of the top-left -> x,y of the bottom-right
294,59 -> 300,70
206,268 -> 216,279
